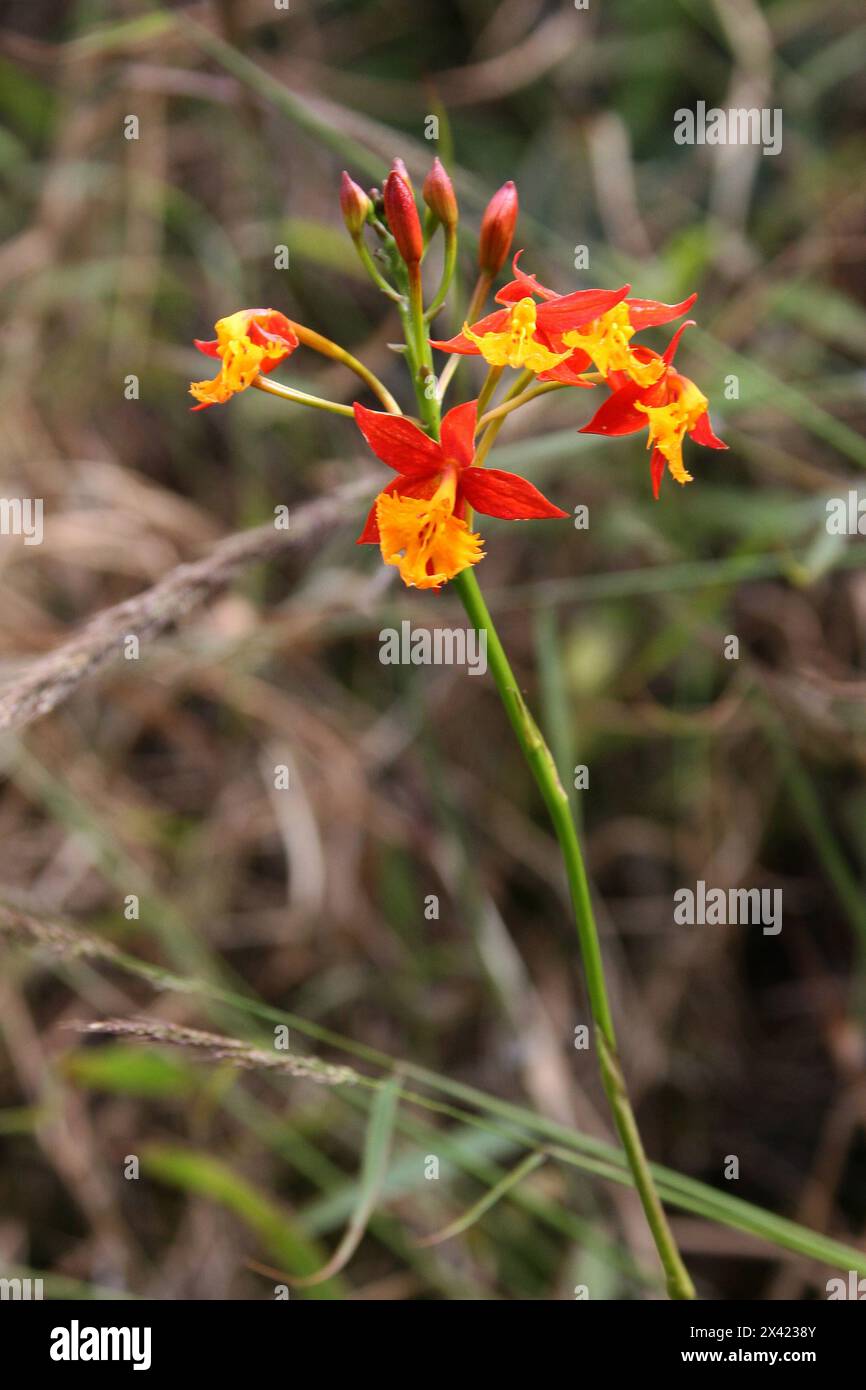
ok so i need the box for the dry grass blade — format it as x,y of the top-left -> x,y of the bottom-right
69,1018 -> 359,1088
0,478 -> 373,735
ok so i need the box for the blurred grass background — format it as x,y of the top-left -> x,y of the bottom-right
0,0 -> 865,1300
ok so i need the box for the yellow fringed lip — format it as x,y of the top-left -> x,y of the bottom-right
635,377 -> 709,486
562,304 -> 666,388
376,480 -> 485,591
461,298 -> 572,373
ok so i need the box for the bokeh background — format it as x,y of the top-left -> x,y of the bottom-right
0,0 -> 864,1300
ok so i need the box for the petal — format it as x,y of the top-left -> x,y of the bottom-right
461,467 -> 569,520
194,338 -> 221,359
494,251 -> 560,303
689,410 -> 728,449
430,308 -> 509,354
248,316 -> 299,355
579,381 -> 653,436
353,403 -> 442,476
357,479 -> 399,544
356,475 -> 439,544
537,348 -> 596,386
662,319 -> 696,365
650,449 -> 666,500
538,284 -> 630,332
626,293 -> 697,329
440,399 -> 477,469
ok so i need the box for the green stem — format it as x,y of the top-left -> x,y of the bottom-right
291,322 -> 401,414
452,566 -> 695,1301
405,263 -> 439,438
478,380 -> 567,430
352,235 -> 404,304
424,225 -> 458,323
473,368 -> 532,466
401,258 -> 695,1301
435,270 -> 492,403
251,378 -> 355,417
476,364 -> 504,418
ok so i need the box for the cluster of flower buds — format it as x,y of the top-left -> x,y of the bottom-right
189,159 -> 725,592
340,157 -> 519,286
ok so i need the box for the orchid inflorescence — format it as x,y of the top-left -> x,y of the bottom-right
190,157 -> 726,590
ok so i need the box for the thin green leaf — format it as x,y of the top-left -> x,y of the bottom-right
142,1144 -> 344,1299
416,1150 -> 546,1248
289,1071 -> 402,1287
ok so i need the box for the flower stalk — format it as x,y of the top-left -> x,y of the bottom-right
251,378 -> 356,417
452,564 -> 696,1300
401,254 -> 697,1303
289,322 -> 402,415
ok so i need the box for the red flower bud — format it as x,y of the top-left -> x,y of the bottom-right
383,168 -> 423,266
422,157 -> 458,229
478,180 -> 518,277
340,171 -> 371,237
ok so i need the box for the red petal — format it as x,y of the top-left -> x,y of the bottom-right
430,308 -> 509,354
460,467 -> 568,520
356,475 -> 440,544
440,399 -> 477,469
650,449 -> 666,500
495,280 -> 529,304
538,284 -> 630,332
495,251 -> 559,304
248,314 -> 299,353
353,403 -> 442,477
537,348 -> 595,386
626,293 -> 697,329
579,381 -> 651,436
689,410 -> 728,450
356,479 -> 398,543
663,320 -> 696,365
194,338 -> 221,359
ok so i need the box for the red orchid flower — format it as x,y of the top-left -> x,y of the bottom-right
354,400 -> 567,590
429,275 -> 631,378
579,322 -> 727,497
495,253 -> 699,388
190,309 -> 299,410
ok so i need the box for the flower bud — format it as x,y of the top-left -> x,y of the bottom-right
422,157 -> 458,229
478,180 -> 518,277
340,171 -> 371,237
383,168 -> 423,266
